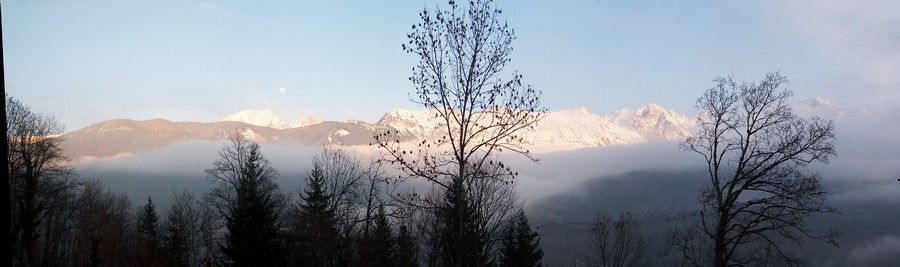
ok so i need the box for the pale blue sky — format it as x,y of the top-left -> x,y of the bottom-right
4,0 -> 899,130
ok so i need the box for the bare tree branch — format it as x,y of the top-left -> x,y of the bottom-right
680,72 -> 838,267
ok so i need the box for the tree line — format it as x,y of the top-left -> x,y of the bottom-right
7,0 -> 838,266
6,96 -> 543,267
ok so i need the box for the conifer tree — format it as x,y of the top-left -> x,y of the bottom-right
138,197 -> 161,247
206,136 -> 284,267
221,148 -> 283,266
430,178 -> 490,266
498,210 -> 543,267
368,205 -> 396,267
294,162 -> 339,265
165,210 -> 190,267
137,197 -> 164,264
396,224 -> 419,267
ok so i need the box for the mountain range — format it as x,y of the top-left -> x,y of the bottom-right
61,104 -> 695,159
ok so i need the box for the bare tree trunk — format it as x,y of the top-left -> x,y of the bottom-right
714,212 -> 728,267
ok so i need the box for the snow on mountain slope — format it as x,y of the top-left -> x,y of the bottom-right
63,104 -> 696,159
375,104 -> 693,149
529,107 -> 644,147
608,103 -> 694,140
377,108 -> 444,136
62,119 -> 399,159
222,109 -> 288,129
294,116 -> 324,128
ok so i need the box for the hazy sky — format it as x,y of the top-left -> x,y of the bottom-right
4,0 -> 899,130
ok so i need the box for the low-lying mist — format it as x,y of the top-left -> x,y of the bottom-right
71,110 -> 900,266
72,139 -> 701,212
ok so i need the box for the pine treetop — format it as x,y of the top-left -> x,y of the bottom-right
138,196 -> 160,243
499,210 -> 543,267
300,163 -> 334,217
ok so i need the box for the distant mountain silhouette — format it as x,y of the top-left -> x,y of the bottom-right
61,119 -> 406,159
61,104 -> 695,159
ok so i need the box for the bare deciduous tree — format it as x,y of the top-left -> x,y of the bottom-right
306,147 -> 373,264
204,133 -> 283,218
35,180 -> 79,266
467,164 -> 522,255
360,158 -> 389,238
409,162 -> 522,265
197,197 -> 225,266
312,147 -> 367,233
681,72 -> 838,266
204,133 -> 285,266
375,0 -> 544,189
7,97 -> 78,266
70,180 -> 135,266
666,218 -> 712,267
164,190 -> 202,267
590,212 -> 648,267
374,1 -> 544,263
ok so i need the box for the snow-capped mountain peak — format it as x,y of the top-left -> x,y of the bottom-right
222,109 -> 288,129
294,115 -> 324,128
529,107 -> 644,148
607,103 -> 694,140
65,103 -> 698,159
374,104 -> 694,151
377,108 -> 442,136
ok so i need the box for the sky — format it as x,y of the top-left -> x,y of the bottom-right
4,0 -> 899,130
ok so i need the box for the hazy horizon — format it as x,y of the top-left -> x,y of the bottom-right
5,1 -> 900,266
5,0 -> 900,130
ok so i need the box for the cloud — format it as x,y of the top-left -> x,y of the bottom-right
849,235 -> 900,266
279,87 -> 287,94
769,0 -> 900,109
72,121 -> 900,265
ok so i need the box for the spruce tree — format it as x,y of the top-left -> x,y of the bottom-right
396,224 -> 419,267
221,148 -> 284,266
138,197 -> 162,264
431,178 -> 490,266
295,163 -> 339,265
138,197 -> 161,245
368,205 -> 396,267
498,210 -> 543,267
